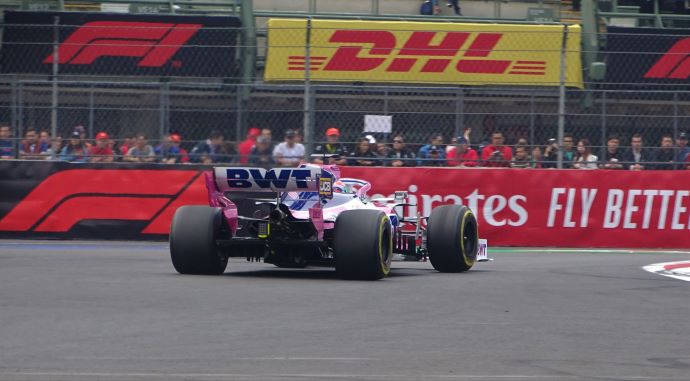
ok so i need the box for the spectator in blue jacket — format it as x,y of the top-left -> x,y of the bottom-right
59,131 -> 89,162
417,132 -> 446,166
190,130 -> 227,164
0,125 -> 14,159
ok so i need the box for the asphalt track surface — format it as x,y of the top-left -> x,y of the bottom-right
0,241 -> 689,381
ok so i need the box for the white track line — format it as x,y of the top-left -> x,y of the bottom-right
643,261 -> 690,282
2,371 -> 689,380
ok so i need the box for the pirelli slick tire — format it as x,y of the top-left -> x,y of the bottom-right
427,205 -> 479,273
334,210 -> 392,280
170,205 -> 228,275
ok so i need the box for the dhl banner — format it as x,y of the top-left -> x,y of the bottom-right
265,19 -> 584,88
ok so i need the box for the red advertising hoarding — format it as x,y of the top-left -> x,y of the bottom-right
341,167 -> 690,249
0,161 -> 688,248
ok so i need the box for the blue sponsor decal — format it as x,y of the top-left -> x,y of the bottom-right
226,168 -> 312,189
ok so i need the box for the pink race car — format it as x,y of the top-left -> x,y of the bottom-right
169,163 -> 483,280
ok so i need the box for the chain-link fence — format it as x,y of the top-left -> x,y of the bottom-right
2,18 -> 690,168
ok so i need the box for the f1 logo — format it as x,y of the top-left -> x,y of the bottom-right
644,37 -> 690,79
43,21 -> 202,67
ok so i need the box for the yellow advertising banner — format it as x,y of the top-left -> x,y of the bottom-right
265,19 -> 583,88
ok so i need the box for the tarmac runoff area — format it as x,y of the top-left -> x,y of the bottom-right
0,240 -> 689,381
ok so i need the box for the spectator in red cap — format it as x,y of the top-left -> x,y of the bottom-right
238,127 -> 261,164
313,127 -> 349,165
155,133 -> 186,164
171,134 -> 189,163
90,132 -> 114,163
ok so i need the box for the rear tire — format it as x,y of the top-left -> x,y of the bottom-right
334,210 -> 392,280
170,205 -> 228,275
427,205 -> 478,273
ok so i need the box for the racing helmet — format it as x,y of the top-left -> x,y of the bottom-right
332,180 -> 351,194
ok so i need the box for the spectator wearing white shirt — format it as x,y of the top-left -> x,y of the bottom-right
572,138 -> 598,169
123,134 -> 156,163
273,129 -> 305,167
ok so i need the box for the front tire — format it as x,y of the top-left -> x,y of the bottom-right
334,210 -> 392,280
427,205 -> 478,273
170,205 -> 228,275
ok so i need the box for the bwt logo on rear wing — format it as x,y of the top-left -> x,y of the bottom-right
214,167 -> 322,192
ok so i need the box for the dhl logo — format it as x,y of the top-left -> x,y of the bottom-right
287,30 -> 546,76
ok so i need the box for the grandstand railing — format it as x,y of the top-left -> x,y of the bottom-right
3,77 -> 690,167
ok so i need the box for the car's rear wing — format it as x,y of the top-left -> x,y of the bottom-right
213,167 -> 324,193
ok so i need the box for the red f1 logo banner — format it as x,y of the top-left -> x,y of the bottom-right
0,161 -> 208,239
42,21 -> 202,68
1,11 -> 240,77
606,26 -> 690,87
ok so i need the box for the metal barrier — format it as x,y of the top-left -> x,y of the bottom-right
2,77 -> 690,167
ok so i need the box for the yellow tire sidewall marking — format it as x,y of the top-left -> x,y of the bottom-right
460,210 -> 476,268
378,215 -> 391,276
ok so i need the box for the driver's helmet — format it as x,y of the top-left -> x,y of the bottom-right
332,180 -> 351,194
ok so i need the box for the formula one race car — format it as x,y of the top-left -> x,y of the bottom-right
169,163 -> 487,280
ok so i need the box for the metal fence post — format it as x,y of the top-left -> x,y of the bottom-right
50,16 -> 59,141
384,88 -> 389,116
455,88 -> 464,140
17,81 -> 24,155
673,92 -> 678,140
10,76 -> 18,154
303,17 -> 314,156
493,0 -> 501,19
529,93 -> 535,147
235,84 -> 243,143
556,24 -> 569,169
372,0 -> 380,15
159,82 -> 167,141
88,84 -> 95,139
600,90 -> 607,160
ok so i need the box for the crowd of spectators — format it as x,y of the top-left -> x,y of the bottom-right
2,123 -> 690,170
307,128 -> 690,170
0,125 -> 226,164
